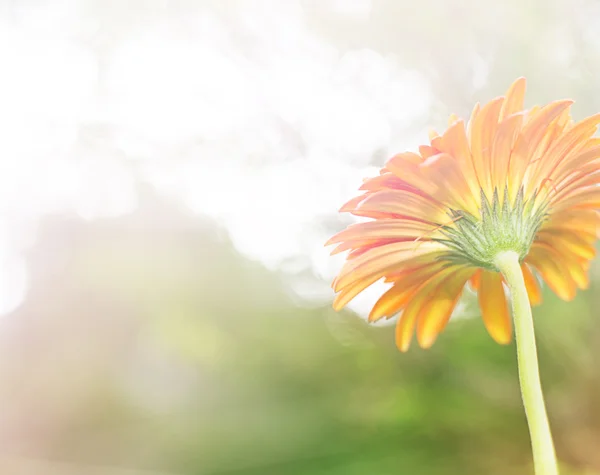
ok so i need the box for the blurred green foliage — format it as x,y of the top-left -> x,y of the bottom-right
1,196 -> 597,474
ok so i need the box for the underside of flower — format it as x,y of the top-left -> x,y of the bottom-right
439,187 -> 548,270
327,77 -> 600,351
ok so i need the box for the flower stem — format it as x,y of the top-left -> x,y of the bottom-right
494,251 -> 558,475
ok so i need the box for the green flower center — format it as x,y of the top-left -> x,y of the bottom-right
437,187 -> 548,271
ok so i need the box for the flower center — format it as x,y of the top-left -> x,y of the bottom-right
437,187 -> 548,271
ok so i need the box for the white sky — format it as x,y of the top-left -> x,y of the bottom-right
0,0 -> 438,316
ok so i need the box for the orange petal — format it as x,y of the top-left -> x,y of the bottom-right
552,186 -> 600,212
535,230 -> 596,261
534,243 -> 590,290
334,241 -> 443,291
326,220 -> 438,246
419,145 -> 439,159
508,100 -> 573,198
394,270 -> 451,352
330,238 -> 408,256
532,113 -> 600,189
554,142 -> 600,179
491,113 -> 523,187
439,121 -> 474,178
521,263 -> 542,306
333,243 -> 445,310
356,190 -> 444,222
500,77 -> 526,120
416,269 -> 473,348
552,165 -> 600,202
526,248 -> 577,301
332,251 -> 445,310
543,209 -> 600,236
369,261 -> 447,322
469,269 -> 482,291
478,271 -> 512,345
466,102 -> 481,141
359,173 -> 422,193
420,151 -> 478,212
333,276 -> 381,311
385,152 -> 437,195
470,97 -> 504,196
339,194 -> 367,212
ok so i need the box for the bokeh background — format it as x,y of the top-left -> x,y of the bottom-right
0,0 -> 600,473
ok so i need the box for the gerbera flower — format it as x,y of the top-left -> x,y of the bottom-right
327,78 -> 600,352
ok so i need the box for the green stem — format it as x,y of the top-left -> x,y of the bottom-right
494,251 -> 558,475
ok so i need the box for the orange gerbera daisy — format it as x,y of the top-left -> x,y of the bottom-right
327,78 -> 600,351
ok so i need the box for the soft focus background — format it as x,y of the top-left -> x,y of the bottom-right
0,0 -> 600,474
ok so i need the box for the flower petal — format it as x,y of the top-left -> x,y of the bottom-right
508,100 -> 573,198
500,77 -> 526,120
469,269 -> 482,291
369,261 -> 447,322
354,190 -> 445,223
394,270 -> 453,352
334,241 -> 443,291
491,113 -> 523,188
478,271 -> 512,344
326,220 -> 438,246
416,269 -> 473,348
526,247 -> 577,301
521,263 -> 542,306
470,97 -> 504,197
535,230 -> 596,261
